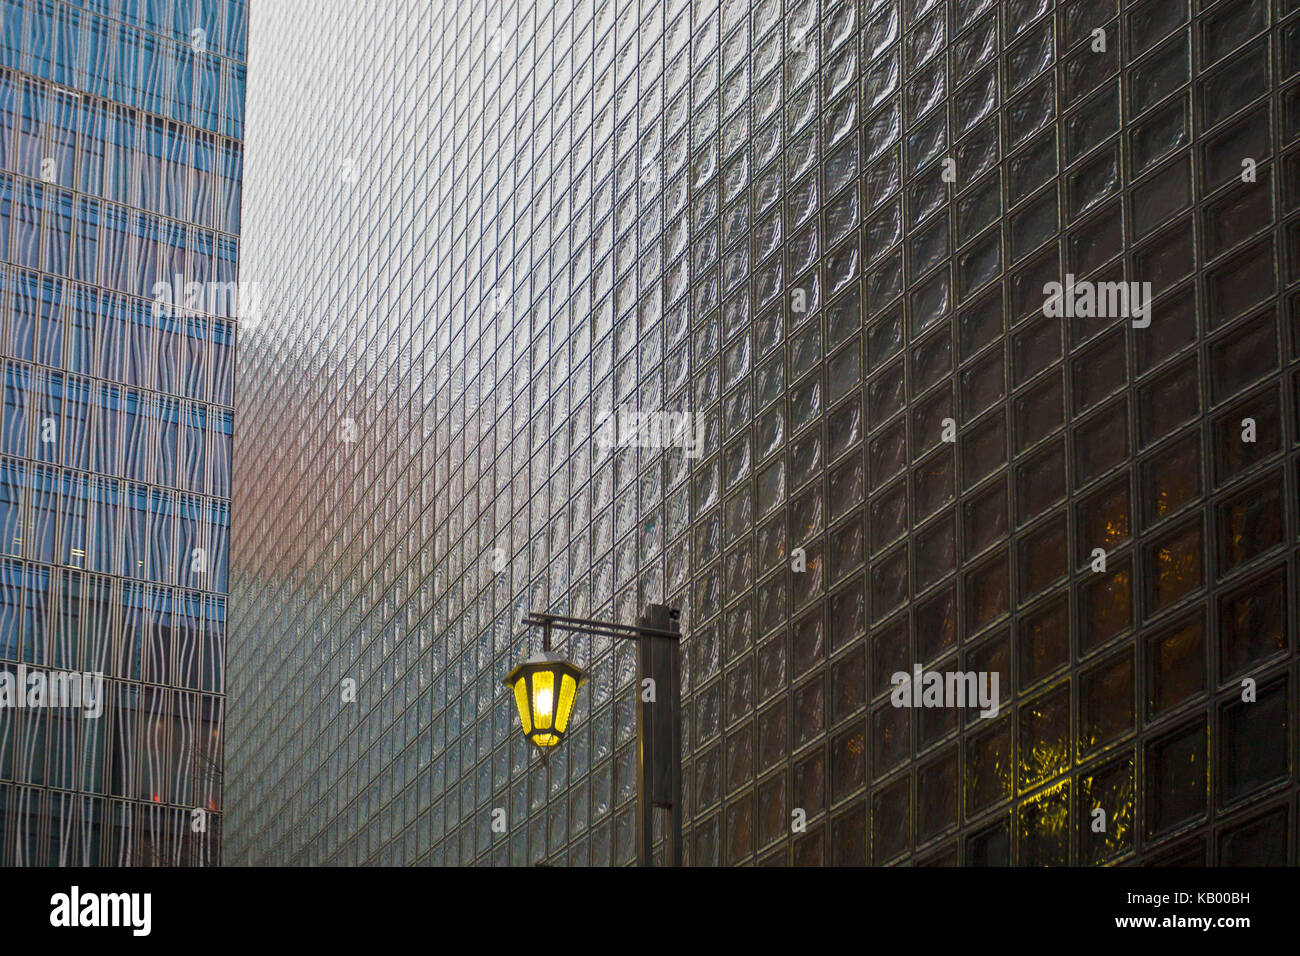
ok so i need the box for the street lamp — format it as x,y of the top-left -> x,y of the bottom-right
504,604 -> 684,866
503,651 -> 587,750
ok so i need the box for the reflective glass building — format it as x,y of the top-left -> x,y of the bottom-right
228,0 -> 1299,866
0,0 -> 245,865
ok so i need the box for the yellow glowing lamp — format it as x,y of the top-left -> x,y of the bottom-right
503,651 -> 588,751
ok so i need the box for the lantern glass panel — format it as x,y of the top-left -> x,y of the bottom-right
533,669 -> 555,730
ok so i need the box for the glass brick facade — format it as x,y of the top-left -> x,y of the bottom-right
0,0 -> 245,865
228,0 -> 1299,865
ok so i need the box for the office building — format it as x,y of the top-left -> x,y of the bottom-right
228,0 -> 1299,865
0,0 -> 245,865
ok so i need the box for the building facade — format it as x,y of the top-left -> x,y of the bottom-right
0,0 -> 245,865
228,0 -> 1299,865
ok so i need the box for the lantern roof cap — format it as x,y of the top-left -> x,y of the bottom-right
502,651 -> 589,687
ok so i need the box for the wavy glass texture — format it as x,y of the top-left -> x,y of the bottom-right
0,0 -> 245,866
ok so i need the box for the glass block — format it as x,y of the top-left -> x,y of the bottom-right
1018,592 -> 1069,687
793,745 -> 826,818
867,307 -> 906,372
1067,201 -> 1124,275
957,172 -> 1002,248
696,744 -> 722,813
792,825 -> 825,865
915,584 -> 957,662
1219,677 -> 1289,806
1198,39 -> 1268,129
966,549 -> 1010,631
1204,178 -> 1273,262
868,418 -> 907,489
916,512 -> 956,590
953,11 -> 997,81
1139,432 -> 1201,530
1134,284 -> 1197,376
829,581 -> 867,652
1010,132 -> 1058,207
1079,555 -> 1133,654
757,698 -> 788,772
793,675 -> 825,747
912,446 -> 954,518
830,723 -> 866,801
1137,357 -> 1198,449
1132,93 -> 1190,179
966,716 -> 1013,817
1144,717 -> 1207,838
862,779 -> 907,870
955,68 -> 999,139
1130,30 -> 1190,120
831,800 -> 868,864
1018,514 -> 1069,598
1143,517 -> 1203,616
792,607 -> 825,675
961,410 -> 1007,489
1014,439 -> 1066,525
1144,609 -> 1205,721
868,359 -> 907,424
726,656 -> 756,724
871,699 -> 910,778
1011,314 -> 1062,388
1011,245 -> 1063,321
962,344 -> 1006,421
1131,153 -> 1192,240
830,644 -> 866,723
1018,780 -> 1070,866
963,477 -> 1008,559
871,544 -> 909,619
956,116 -> 1002,185
1145,837 -> 1207,866
1128,0 -> 1189,60
1013,371 -> 1063,453
694,813 -> 721,865
1218,565 -> 1288,682
1217,804 -> 1288,865
1018,684 -> 1071,790
1206,238 -> 1276,329
1209,309 -> 1278,403
870,616 -> 910,697
1215,470 -> 1284,576
1074,328 -> 1127,412
1079,649 -> 1134,756
869,478 -> 908,555
726,793 -> 755,863
757,771 -> 788,848
966,817 -> 1011,865
1077,752 -> 1135,865
916,746 -> 957,843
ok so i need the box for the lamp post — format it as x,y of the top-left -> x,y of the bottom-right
504,603 -> 683,866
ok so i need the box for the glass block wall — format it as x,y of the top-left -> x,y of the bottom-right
227,0 -> 1299,865
0,0 -> 246,865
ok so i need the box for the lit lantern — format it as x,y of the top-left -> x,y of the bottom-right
503,651 -> 588,751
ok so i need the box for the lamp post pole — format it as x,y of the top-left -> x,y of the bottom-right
635,604 -> 682,866
521,604 -> 683,866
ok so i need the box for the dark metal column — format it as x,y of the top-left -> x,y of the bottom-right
636,603 -> 683,866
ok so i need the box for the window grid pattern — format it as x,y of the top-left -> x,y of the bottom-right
0,0 -> 242,867
228,0 -> 1299,866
